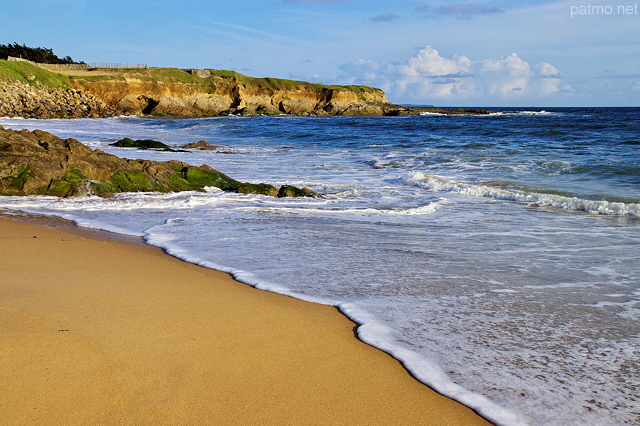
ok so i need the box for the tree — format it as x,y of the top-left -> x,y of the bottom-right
0,43 -> 82,64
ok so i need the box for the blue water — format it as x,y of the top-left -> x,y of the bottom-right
1,108 -> 639,425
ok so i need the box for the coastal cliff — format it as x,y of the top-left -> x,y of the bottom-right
0,61 -> 397,117
0,60 -> 494,118
71,69 -> 389,116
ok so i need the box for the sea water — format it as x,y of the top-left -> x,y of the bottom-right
1,108 -> 638,425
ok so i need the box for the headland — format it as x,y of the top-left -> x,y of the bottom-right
0,60 -> 494,118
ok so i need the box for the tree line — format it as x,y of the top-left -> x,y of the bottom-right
0,43 -> 83,64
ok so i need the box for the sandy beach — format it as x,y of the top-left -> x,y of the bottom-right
0,214 -> 489,425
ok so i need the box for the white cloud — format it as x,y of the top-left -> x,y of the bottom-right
338,46 -> 572,104
417,3 -> 504,20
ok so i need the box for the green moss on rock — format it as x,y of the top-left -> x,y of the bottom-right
10,166 -> 31,190
90,181 -> 118,197
183,167 -> 240,191
167,174 -> 192,191
108,170 -> 153,192
277,185 -> 319,198
237,182 -> 279,197
62,169 -> 86,183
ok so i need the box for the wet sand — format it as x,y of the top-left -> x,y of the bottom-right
0,214 -> 489,425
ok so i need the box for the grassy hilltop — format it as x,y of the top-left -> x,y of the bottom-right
0,60 -> 382,102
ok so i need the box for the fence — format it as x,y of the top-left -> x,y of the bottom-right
7,56 -> 31,62
38,63 -> 89,71
87,62 -> 148,69
5,56 -> 148,70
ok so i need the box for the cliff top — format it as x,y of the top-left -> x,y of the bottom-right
0,60 -> 496,117
0,60 -> 383,101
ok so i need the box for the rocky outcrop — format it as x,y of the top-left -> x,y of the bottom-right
0,81 -> 113,118
182,141 -> 219,150
0,61 -> 496,118
0,126 -> 317,198
70,74 -> 389,117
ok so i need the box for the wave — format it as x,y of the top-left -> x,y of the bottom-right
406,172 -> 640,217
418,110 -> 557,117
142,221 -> 524,426
235,200 -> 444,216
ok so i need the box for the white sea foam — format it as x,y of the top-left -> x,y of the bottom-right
406,172 -> 640,216
419,111 -> 447,116
339,303 -> 528,426
418,110 -> 556,117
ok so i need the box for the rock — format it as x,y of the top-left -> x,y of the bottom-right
277,185 -> 319,198
186,69 -> 213,78
113,138 -> 173,150
1,69 -> 497,118
0,126 -> 317,198
237,182 -> 279,197
0,81 -> 114,119
182,140 -> 220,150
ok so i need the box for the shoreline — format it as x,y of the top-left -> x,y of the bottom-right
0,212 -> 490,424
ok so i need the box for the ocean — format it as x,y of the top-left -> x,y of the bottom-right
1,108 -> 638,425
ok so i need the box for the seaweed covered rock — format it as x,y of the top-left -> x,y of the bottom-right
112,137 -> 172,150
182,140 -> 219,150
278,185 -> 319,198
0,126 -> 317,198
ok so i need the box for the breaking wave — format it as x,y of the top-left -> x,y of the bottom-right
406,172 -> 640,217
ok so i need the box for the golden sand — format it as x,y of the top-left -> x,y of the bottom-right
0,215 -> 489,425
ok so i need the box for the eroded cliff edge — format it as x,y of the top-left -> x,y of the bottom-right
0,61 -> 494,118
0,61 -> 393,117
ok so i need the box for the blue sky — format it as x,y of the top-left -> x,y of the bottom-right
2,0 -> 639,106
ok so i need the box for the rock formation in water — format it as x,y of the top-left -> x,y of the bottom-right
0,126 -> 317,198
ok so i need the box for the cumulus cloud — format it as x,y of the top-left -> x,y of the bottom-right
338,46 -> 571,103
417,3 -> 504,20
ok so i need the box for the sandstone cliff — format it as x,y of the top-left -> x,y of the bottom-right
0,60 -> 496,118
0,126 -> 316,198
71,69 -> 390,117
0,61 -> 393,117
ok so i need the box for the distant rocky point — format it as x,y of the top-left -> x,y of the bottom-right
0,126 -> 317,198
0,60 -> 495,118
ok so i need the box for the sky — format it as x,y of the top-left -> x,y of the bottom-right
1,0 -> 639,106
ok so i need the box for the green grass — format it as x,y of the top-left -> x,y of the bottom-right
0,60 -> 384,103
0,60 -> 71,87
67,66 -> 383,96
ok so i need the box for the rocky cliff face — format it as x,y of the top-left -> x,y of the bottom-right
0,61 -> 496,118
0,126 -> 316,198
0,81 -> 114,118
70,73 -> 389,117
